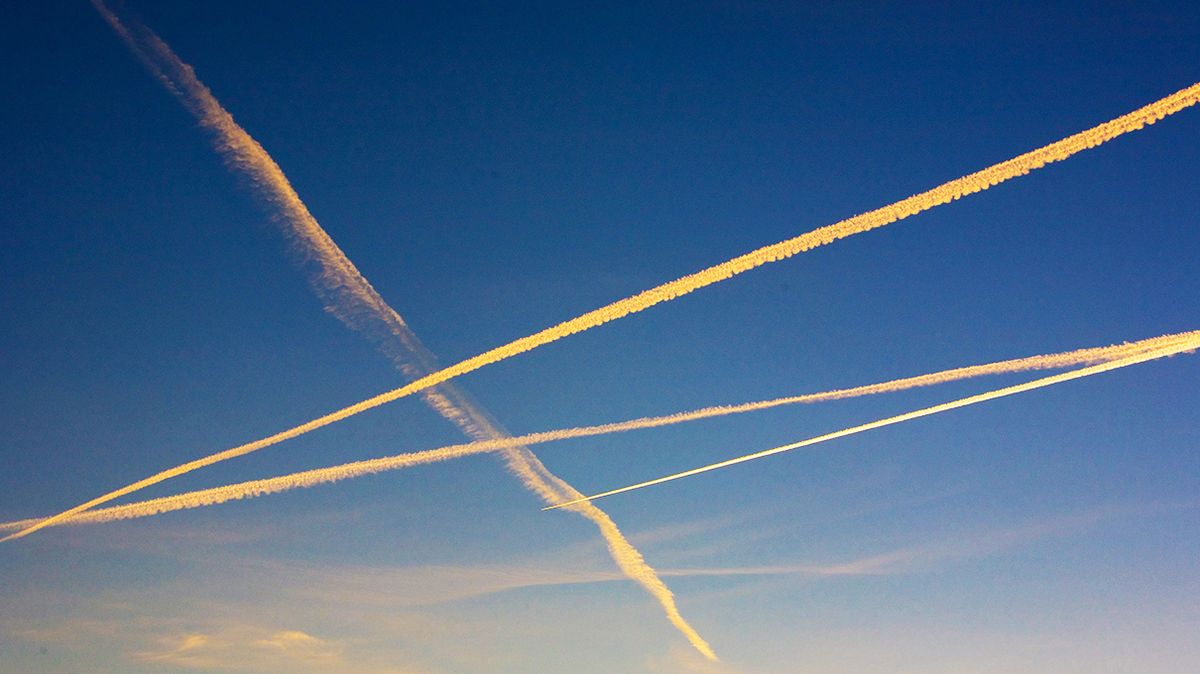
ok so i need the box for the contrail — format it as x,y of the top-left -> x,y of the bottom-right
545,337 -> 1200,510
12,67 -> 1199,541
79,1 -> 715,659
5,329 -> 1192,533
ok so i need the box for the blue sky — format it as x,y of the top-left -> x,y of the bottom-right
2,1 -> 1198,672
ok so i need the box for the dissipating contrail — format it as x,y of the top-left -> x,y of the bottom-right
77,0 -> 715,659
544,337 -> 1200,510
10,68 -> 1198,540
5,329 -> 1192,533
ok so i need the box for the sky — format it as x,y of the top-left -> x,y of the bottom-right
1,1 -> 1198,672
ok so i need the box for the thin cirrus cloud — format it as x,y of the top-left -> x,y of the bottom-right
2,601 -> 435,674
3,500 -> 1191,673
24,498 -> 1181,610
12,48 -> 1198,541
131,628 -> 344,671
2,328 -> 1193,534
300,501 -> 1198,605
79,0 -> 715,661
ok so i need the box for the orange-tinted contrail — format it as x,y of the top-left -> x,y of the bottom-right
545,338 -> 1200,510
12,67 -> 1198,542
5,330 -> 1192,533
80,0 -> 715,658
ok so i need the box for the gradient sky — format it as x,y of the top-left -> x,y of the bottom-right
2,2 -> 1199,672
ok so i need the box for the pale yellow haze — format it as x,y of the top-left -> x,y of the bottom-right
7,77 -> 1199,543
4,329 -> 1195,531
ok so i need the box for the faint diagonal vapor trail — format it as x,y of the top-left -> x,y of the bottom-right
12,54 -> 1199,540
76,0 -> 715,659
545,337 -> 1200,510
4,330 -> 1193,533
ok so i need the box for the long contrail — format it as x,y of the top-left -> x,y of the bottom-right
79,1 -> 715,659
12,69 -> 1199,542
5,329 -> 1192,534
545,337 -> 1200,510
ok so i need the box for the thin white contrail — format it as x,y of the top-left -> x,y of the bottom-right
13,70 -> 1200,538
75,0 -> 716,659
545,337 -> 1200,510
5,329 -> 1192,533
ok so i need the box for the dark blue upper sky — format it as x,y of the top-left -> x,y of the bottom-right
1,2 -> 1198,672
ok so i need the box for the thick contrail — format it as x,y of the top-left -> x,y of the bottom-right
12,66 -> 1199,541
545,338 -> 1200,510
5,329 -> 1192,533
78,1 -> 715,660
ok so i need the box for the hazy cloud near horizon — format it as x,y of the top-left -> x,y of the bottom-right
4,499 -> 1195,673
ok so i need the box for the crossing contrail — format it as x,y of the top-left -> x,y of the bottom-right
5,329 -> 1192,534
77,0 -> 715,659
545,337 -> 1200,510
11,64 -> 1198,541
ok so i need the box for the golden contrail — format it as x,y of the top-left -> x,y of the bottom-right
12,68 -> 1199,541
81,0 -> 715,659
545,338 -> 1200,510
5,330 -> 1192,534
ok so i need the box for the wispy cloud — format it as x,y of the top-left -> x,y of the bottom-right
216,500 -> 1197,610
824,499 -> 1200,576
5,500 -> 1190,671
7,616 -> 426,674
131,626 -> 345,671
